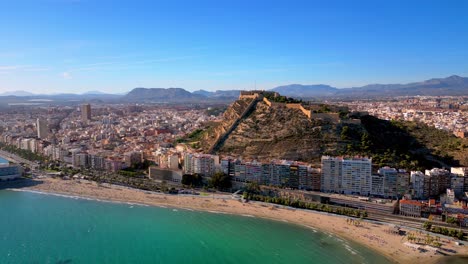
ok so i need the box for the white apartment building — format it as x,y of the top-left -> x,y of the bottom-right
341,158 -> 372,195
321,156 -> 342,193
321,156 -> 371,195
410,171 -> 425,199
184,153 -> 216,177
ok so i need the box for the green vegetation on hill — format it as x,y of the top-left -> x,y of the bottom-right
340,115 -> 468,169
176,129 -> 205,147
264,93 -> 302,103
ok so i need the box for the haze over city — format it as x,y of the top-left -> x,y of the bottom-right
1,0 -> 468,94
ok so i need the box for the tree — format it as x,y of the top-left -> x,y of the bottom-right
423,221 -> 432,231
181,174 -> 203,187
245,182 -> 261,194
341,126 -> 350,140
209,172 -> 232,190
361,132 -> 372,152
446,217 -> 459,225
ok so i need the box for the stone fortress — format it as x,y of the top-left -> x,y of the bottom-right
239,90 -> 358,124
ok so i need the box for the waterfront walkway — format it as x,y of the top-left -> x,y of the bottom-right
0,150 -> 39,169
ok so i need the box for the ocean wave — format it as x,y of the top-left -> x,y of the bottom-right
7,188 -> 150,207
242,214 -> 255,218
344,244 -> 359,255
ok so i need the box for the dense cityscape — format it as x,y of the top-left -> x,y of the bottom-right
344,96 -> 468,138
1,95 -> 468,232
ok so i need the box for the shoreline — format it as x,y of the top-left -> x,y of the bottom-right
4,178 -> 468,263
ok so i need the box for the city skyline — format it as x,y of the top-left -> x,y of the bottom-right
1,0 -> 468,94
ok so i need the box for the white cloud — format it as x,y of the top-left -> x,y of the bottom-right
61,72 -> 72,79
0,65 -> 50,72
0,65 -> 21,71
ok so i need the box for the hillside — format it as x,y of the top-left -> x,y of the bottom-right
125,87 -> 204,102
196,93 -> 468,169
204,100 -> 329,161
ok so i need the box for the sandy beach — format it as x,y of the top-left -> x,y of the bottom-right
8,178 -> 468,264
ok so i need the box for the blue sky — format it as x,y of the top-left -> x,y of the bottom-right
1,0 -> 467,94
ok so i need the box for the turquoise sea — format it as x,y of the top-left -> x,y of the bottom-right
0,190 -> 392,264
0,157 -> 8,164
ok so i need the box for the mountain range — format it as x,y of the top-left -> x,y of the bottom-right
1,75 -> 467,102
270,75 -> 468,98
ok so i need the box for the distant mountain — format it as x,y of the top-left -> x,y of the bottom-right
0,90 -> 36,97
125,87 -> 205,102
82,90 -> 108,95
337,75 -> 468,97
192,89 -> 213,97
270,75 -> 468,98
270,84 -> 337,97
1,75 -> 466,103
193,89 -> 241,99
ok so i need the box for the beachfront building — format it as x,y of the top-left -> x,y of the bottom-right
396,170 -> 410,198
399,200 -> 423,217
219,158 -> 317,189
309,168 -> 321,191
450,176 -> 466,197
379,167 -> 398,199
290,164 -> 308,189
271,162 -> 291,187
341,158 -> 372,195
321,156 -> 371,195
220,157 -> 240,178
320,156 -> 342,193
0,164 -> 23,181
451,167 -> 468,196
410,171 -> 426,199
371,174 -> 384,196
184,153 -> 216,177
89,154 -> 105,170
234,162 -> 262,183
43,145 -> 67,161
425,168 -> 451,197
19,138 -> 37,153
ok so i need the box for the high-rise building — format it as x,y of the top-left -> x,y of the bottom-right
396,170 -> 410,198
81,103 -> 92,122
321,156 -> 342,193
309,168 -> 321,191
342,158 -> 372,195
371,174 -> 384,196
378,167 -> 398,198
321,156 -> 371,195
36,118 -> 49,139
184,153 -> 216,177
425,168 -> 451,197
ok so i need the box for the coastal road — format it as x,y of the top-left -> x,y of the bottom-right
0,149 -> 39,169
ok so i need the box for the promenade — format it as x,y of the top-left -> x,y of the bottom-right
0,150 -> 39,169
